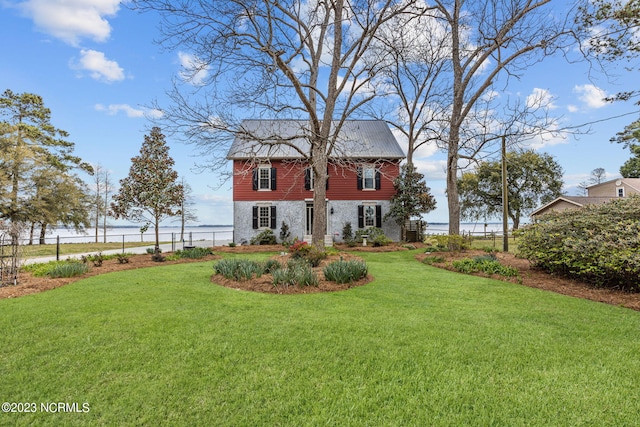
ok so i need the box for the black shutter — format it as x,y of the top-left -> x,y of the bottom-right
326,166 -> 329,190
270,206 -> 277,229
252,169 -> 258,191
304,168 -> 311,190
375,170 -> 381,190
357,167 -> 363,190
375,205 -> 382,227
252,206 -> 258,229
270,167 -> 277,190
358,205 -> 364,228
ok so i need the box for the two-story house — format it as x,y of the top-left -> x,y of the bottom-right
531,178 -> 640,217
226,120 -> 405,245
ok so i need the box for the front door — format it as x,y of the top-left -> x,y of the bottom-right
305,203 -> 314,235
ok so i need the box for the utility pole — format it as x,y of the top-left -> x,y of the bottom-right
501,135 -> 509,252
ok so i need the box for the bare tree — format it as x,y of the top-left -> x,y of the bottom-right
172,178 -> 199,241
133,0 -> 416,248
422,0 -> 577,236
91,164 -> 115,243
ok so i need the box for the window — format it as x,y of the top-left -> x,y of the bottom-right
358,204 -> 382,228
364,205 -> 376,227
252,166 -> 277,191
357,166 -> 380,190
305,167 -> 329,191
617,187 -> 624,197
252,205 -> 277,229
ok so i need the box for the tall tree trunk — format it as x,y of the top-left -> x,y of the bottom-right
39,223 -> 47,245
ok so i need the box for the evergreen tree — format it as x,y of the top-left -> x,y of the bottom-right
620,144 -> 640,178
111,127 -> 184,256
0,90 -> 92,238
384,164 -> 436,242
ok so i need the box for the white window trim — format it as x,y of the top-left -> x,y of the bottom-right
362,165 -> 376,191
617,187 -> 625,197
258,166 -> 272,191
257,203 -> 271,229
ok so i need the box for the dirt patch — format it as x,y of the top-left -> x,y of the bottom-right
418,250 -> 640,311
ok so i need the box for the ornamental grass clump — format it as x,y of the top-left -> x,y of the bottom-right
48,261 -> 89,278
272,259 -> 318,287
452,255 -> 519,278
323,260 -> 368,284
213,259 -> 263,281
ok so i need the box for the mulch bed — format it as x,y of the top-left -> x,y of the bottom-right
2,244 -> 640,311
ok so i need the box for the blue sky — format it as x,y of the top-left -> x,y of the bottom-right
1,0 -> 638,226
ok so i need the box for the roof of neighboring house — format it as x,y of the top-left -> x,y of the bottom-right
227,119 -> 405,160
530,196 -> 615,217
587,178 -> 640,192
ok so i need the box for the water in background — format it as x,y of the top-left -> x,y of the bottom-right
35,222 -> 508,246
32,226 -> 234,245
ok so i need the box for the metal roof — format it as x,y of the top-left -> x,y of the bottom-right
227,119 -> 405,160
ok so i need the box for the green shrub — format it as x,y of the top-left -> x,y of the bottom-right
48,262 -> 89,278
342,222 -> 354,244
272,259 -> 318,287
323,260 -> 368,284
177,247 -> 213,259
250,229 -> 277,245
354,227 -> 391,246
279,221 -> 291,245
518,195 -> 640,291
262,259 -> 282,273
289,240 -> 327,267
422,255 -> 445,265
452,256 -> 519,277
116,253 -> 130,264
213,259 -> 263,281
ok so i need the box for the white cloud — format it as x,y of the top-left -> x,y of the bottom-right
526,88 -> 557,110
94,104 -> 163,119
573,84 -> 609,109
74,49 -> 124,82
16,0 -> 120,46
178,52 -> 210,86
567,104 -> 579,113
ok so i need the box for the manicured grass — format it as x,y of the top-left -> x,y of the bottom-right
1,251 -> 640,426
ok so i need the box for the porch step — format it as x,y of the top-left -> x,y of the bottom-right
303,235 -> 333,247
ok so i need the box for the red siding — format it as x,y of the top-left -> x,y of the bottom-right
232,160 -> 400,201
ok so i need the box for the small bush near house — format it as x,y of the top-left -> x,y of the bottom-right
424,234 -> 469,251
289,240 -> 327,267
323,260 -> 368,284
279,221 -> 292,245
251,229 -> 277,245
342,222 -> 354,245
518,195 -> 640,291
452,255 -> 519,277
354,228 -> 391,246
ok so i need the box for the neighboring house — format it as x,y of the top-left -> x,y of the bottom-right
531,178 -> 640,217
226,120 -> 405,245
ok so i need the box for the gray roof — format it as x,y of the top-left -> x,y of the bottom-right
530,196 -> 615,217
227,119 -> 405,160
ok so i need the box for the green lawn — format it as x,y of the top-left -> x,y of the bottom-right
20,241 -> 170,258
1,250 -> 639,426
